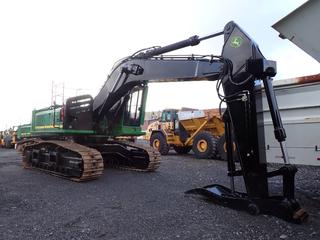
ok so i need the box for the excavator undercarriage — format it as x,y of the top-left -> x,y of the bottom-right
20,139 -> 160,182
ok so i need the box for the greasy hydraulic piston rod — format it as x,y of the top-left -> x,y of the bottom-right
135,31 -> 224,59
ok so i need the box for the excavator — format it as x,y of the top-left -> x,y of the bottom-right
17,21 -> 307,223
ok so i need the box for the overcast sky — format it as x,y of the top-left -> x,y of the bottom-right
0,0 -> 319,130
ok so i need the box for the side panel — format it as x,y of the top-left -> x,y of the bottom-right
17,124 -> 31,139
30,105 -> 94,137
261,81 -> 320,166
32,107 -> 63,131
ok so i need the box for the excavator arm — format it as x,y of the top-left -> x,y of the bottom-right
92,21 -> 307,223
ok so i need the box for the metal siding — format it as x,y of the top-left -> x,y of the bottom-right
261,79 -> 320,166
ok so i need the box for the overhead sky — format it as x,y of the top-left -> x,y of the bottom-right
0,0 -> 318,130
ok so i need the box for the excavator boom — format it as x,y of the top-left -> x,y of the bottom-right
93,57 -> 223,118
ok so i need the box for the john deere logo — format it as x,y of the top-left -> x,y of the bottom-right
230,36 -> 243,48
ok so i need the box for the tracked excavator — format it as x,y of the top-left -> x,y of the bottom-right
18,21 -> 307,222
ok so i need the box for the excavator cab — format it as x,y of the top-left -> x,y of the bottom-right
109,85 -> 148,137
123,87 -> 145,127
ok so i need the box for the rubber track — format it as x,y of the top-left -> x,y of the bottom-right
22,140 -> 104,182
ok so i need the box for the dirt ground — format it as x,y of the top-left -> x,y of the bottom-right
0,147 -> 319,240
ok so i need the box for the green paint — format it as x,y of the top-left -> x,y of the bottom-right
112,125 -> 145,137
230,36 -> 243,48
31,129 -> 95,136
17,124 -> 31,139
31,105 -> 63,132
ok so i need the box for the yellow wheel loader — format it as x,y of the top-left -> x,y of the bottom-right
0,127 -> 17,148
0,131 -> 4,147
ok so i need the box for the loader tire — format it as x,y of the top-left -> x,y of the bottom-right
150,132 -> 170,155
192,131 -> 217,159
173,146 -> 192,154
217,134 -> 238,162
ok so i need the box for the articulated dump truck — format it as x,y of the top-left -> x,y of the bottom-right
147,109 -> 236,160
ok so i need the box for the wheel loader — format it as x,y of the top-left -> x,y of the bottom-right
0,127 -> 17,148
0,131 -> 4,147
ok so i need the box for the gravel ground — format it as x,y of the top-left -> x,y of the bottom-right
0,146 -> 319,240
